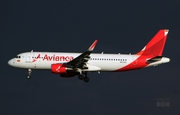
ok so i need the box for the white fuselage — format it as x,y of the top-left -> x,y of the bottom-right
8,52 -> 170,72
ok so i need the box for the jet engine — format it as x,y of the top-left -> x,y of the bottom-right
51,64 -> 76,77
51,64 -> 68,74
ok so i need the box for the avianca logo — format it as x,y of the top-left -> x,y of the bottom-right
32,54 -> 40,62
32,54 -> 74,62
56,66 -> 61,72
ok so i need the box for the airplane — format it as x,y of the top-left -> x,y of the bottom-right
8,29 -> 170,82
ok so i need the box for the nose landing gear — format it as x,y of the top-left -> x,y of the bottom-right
27,69 -> 32,79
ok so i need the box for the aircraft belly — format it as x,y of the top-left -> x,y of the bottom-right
88,61 -> 130,71
83,64 -> 101,71
33,62 -> 51,69
19,61 -> 51,69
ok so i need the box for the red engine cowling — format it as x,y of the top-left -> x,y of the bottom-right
51,64 -> 67,74
51,64 -> 76,77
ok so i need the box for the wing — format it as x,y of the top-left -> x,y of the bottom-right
66,40 -> 98,69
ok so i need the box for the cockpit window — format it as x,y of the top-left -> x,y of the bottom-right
15,56 -> 21,58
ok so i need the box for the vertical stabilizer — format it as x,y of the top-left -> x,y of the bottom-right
137,29 -> 169,56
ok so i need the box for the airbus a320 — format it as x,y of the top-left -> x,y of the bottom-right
8,29 -> 170,82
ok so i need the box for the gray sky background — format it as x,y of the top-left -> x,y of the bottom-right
1,0 -> 180,115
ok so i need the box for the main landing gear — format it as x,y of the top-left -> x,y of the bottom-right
27,69 -> 32,79
78,72 -> 89,82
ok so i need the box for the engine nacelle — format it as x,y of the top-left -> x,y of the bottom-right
51,64 -> 76,77
51,64 -> 67,74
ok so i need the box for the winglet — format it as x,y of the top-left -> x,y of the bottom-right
88,40 -> 98,51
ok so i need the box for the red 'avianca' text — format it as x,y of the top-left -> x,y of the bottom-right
43,54 -> 74,61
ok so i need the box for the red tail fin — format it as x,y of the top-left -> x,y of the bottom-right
137,29 -> 169,56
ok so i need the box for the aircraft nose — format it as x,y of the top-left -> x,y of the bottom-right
8,59 -> 13,66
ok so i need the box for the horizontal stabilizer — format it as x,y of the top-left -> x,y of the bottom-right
146,56 -> 162,64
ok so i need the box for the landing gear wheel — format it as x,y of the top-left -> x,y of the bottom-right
27,69 -> 32,79
27,76 -> 31,79
84,77 -> 89,82
78,75 -> 84,80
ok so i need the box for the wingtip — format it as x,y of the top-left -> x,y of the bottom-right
88,40 -> 98,51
